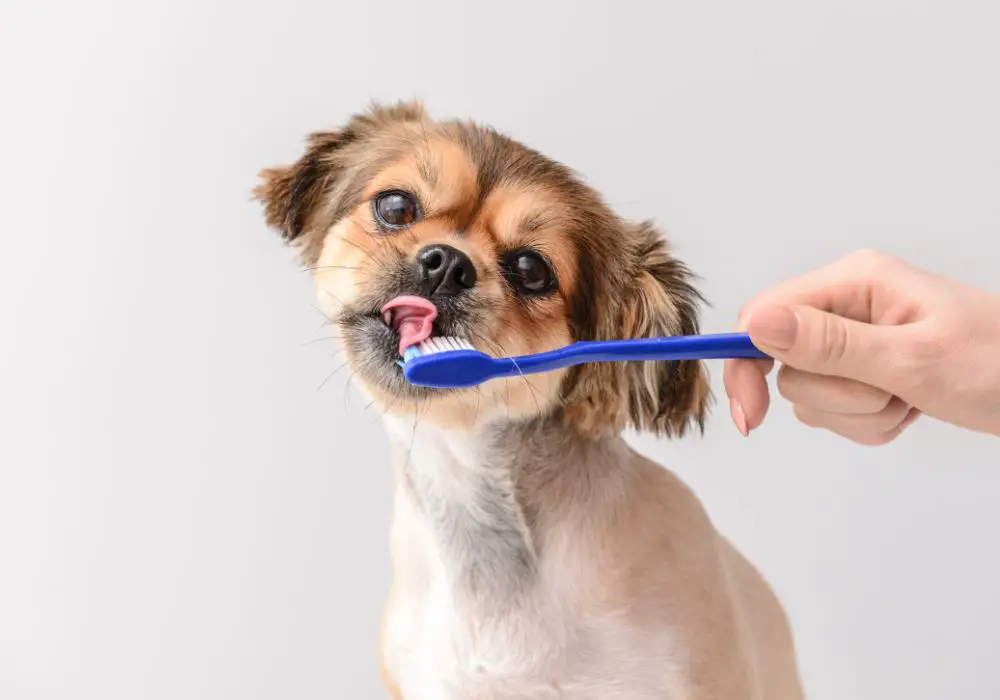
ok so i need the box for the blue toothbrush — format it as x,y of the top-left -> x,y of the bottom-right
400,333 -> 769,389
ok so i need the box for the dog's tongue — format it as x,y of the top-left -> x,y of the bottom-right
381,296 -> 439,355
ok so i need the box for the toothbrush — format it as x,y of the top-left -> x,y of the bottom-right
400,333 -> 769,389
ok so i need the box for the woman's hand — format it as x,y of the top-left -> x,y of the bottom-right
724,250 -> 1000,444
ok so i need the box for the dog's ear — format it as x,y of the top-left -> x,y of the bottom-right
617,221 -> 710,437
253,130 -> 349,242
562,221 -> 710,438
253,100 -> 428,243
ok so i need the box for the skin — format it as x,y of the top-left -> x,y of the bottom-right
724,249 -> 1000,445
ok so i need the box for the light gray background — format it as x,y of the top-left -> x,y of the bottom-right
2,0 -> 998,698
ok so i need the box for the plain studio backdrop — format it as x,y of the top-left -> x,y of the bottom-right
2,0 -> 998,698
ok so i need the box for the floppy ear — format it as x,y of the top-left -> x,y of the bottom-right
618,221 -> 711,437
252,99 -> 428,243
561,221 -> 710,438
253,130 -> 350,243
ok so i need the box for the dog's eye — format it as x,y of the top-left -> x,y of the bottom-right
373,190 -> 420,230
503,251 -> 557,296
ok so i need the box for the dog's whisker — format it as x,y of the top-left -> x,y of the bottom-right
404,397 -> 429,475
471,387 -> 483,429
316,361 -> 348,392
508,356 -> 542,415
376,395 -> 401,423
345,212 -> 379,235
309,303 -> 334,323
472,330 -> 542,419
301,335 -> 345,347
340,235 -> 379,262
304,264 -> 361,273
503,376 -> 511,420
343,370 -> 358,413
319,287 -> 347,307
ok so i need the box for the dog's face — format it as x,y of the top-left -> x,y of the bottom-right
255,102 -> 709,436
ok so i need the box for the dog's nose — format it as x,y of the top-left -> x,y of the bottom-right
416,245 -> 477,296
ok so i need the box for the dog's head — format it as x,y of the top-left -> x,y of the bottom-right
255,102 -> 709,436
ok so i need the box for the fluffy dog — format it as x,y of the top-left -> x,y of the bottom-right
255,101 -> 803,700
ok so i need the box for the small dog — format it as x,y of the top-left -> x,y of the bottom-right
255,102 -> 803,700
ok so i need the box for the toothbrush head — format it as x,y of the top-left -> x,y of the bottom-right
401,337 -> 500,389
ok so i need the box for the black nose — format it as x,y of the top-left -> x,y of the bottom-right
416,245 -> 477,296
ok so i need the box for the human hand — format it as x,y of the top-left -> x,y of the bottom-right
724,250 -> 1000,444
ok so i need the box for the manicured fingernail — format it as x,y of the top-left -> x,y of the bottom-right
730,397 -> 749,437
747,305 -> 798,351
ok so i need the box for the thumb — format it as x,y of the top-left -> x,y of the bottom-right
746,304 -> 897,386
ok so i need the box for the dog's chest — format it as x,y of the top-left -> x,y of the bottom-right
380,419 -> 682,699
385,581 -> 562,699
382,492 -> 678,700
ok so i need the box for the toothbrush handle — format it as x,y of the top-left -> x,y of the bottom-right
507,333 -> 767,375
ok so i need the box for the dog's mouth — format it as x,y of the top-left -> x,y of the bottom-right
335,293 -> 480,398
380,296 -> 438,355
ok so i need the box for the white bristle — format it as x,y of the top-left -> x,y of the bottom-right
417,336 -> 474,354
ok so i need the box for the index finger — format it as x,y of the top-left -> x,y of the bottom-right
723,356 -> 774,433
738,249 -> 901,325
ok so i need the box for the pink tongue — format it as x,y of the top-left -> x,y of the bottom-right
381,296 -> 439,355
396,317 -> 431,353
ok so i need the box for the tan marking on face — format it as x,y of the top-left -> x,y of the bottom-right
472,185 -> 579,298
313,219 -> 367,317
363,137 -> 479,223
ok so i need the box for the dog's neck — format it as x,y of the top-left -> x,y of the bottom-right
383,410 -> 630,601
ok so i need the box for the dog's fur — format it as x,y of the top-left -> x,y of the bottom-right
255,102 -> 803,699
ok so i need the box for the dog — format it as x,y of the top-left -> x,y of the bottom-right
254,101 -> 803,700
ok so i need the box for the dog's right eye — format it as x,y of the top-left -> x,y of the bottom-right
502,250 -> 558,297
373,190 -> 420,231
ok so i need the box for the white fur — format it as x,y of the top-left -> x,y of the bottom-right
380,416 -> 688,700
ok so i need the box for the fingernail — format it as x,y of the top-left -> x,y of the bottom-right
730,397 -> 749,437
747,305 -> 798,351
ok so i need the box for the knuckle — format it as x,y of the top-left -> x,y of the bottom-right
775,367 -> 796,400
737,300 -> 761,328
833,422 -> 896,446
855,384 -> 894,413
847,248 -> 893,273
793,403 -> 822,428
873,409 -> 903,433
816,315 -> 849,368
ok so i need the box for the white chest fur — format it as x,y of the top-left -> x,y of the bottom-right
379,417 -> 684,700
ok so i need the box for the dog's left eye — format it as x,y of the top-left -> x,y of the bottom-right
373,190 -> 420,230
503,251 -> 557,296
